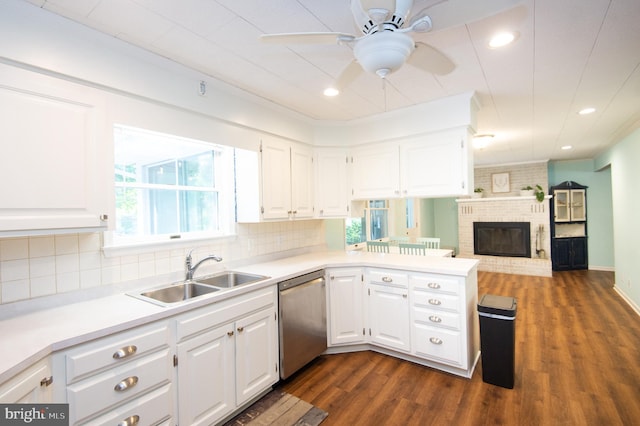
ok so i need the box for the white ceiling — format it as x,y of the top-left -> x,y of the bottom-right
23,0 -> 640,166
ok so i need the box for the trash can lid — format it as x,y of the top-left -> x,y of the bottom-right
478,294 -> 517,317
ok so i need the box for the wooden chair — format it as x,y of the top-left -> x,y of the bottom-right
417,237 -> 441,249
399,243 -> 426,256
366,241 -> 390,253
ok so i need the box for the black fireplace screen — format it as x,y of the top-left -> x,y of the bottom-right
473,222 -> 531,258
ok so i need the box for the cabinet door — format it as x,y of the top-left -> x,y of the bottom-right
553,189 -> 570,222
0,63 -> 109,235
0,359 -> 52,403
552,238 -> 572,271
351,143 -> 400,200
570,237 -> 588,269
328,269 -> 365,345
261,138 -> 292,220
570,189 -> 586,221
290,143 -> 315,218
177,324 -> 235,426
400,128 -> 472,197
367,284 -> 410,352
316,148 -> 349,217
235,307 -> 278,406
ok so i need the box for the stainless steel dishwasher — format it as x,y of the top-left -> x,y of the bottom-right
278,269 -> 327,379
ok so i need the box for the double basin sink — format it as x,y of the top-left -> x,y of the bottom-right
132,271 -> 270,306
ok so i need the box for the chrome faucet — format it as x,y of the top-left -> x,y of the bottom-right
185,250 -> 222,281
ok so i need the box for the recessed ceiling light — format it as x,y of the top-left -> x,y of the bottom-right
578,107 -> 596,115
488,32 -> 516,49
323,87 -> 339,97
561,145 -> 572,150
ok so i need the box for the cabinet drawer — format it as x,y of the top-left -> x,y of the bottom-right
412,324 -> 462,367
67,349 -> 172,424
367,269 -> 408,287
77,383 -> 173,426
412,306 -> 460,331
412,288 -> 459,312
65,322 -> 170,384
410,274 -> 459,295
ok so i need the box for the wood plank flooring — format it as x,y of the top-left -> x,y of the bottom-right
279,270 -> 640,426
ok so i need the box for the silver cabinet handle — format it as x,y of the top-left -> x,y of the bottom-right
114,376 -> 138,392
113,345 -> 137,360
118,415 -> 140,426
382,276 -> 393,283
429,315 -> 442,323
428,298 -> 441,305
427,282 -> 441,289
429,337 -> 443,345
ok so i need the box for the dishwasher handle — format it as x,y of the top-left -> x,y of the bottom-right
278,270 -> 325,291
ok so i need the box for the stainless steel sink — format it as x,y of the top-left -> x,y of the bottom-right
138,282 -> 220,304
193,271 -> 270,288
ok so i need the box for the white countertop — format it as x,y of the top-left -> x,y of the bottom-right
0,250 -> 477,383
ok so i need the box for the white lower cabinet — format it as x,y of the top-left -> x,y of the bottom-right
366,270 -> 410,353
0,358 -> 52,403
175,287 -> 279,426
327,267 -> 479,378
327,268 -> 366,345
51,286 -> 279,426
53,321 -> 173,425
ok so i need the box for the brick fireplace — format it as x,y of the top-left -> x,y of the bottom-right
457,196 -> 552,277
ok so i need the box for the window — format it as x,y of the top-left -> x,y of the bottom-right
111,125 -> 234,246
345,200 -> 389,247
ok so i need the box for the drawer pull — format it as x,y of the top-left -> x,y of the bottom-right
227,331 -> 234,337
113,345 -> 137,360
428,298 -> 441,306
382,276 -> 393,283
118,415 -> 140,426
114,376 -> 139,392
429,315 -> 442,323
427,282 -> 441,289
237,327 -> 244,333
429,337 -> 443,345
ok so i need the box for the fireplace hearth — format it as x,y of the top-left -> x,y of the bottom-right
473,222 -> 531,258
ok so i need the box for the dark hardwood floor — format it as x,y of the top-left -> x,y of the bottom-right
279,270 -> 640,426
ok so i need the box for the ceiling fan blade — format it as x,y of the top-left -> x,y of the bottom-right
410,0 -> 523,31
333,60 -> 365,91
407,42 -> 455,75
259,32 -> 356,45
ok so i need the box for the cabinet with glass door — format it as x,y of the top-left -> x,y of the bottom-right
550,181 -> 588,271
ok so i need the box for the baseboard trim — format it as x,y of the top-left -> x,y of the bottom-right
588,265 -> 615,272
613,286 -> 640,317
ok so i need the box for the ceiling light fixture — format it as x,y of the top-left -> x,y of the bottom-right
473,133 -> 494,149
578,107 -> 596,115
488,31 -> 516,49
323,87 -> 340,97
561,145 -> 573,150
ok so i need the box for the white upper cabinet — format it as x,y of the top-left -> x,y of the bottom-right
0,64 -> 109,236
400,127 -> 473,198
236,137 -> 314,222
350,127 -> 473,200
315,147 -> 349,218
350,143 -> 401,200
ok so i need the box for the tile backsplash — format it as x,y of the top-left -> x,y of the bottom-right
0,220 -> 326,305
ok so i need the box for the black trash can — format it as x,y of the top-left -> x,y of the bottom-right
478,294 -> 517,388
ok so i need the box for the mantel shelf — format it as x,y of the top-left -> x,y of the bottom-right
456,195 -> 553,203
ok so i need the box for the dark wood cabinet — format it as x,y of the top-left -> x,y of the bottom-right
550,181 -> 588,271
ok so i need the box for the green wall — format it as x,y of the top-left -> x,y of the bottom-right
548,159 -> 614,270
595,129 -> 640,311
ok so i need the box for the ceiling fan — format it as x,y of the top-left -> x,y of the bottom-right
260,0 -> 522,91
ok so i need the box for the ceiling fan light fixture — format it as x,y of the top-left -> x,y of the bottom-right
488,31 -> 516,49
353,31 -> 415,77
